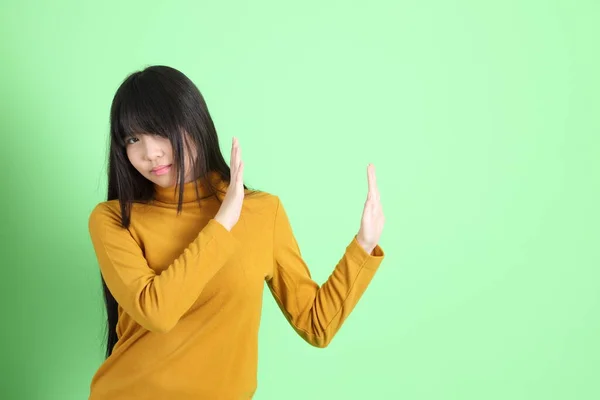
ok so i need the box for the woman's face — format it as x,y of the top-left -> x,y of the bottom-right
125,133 -> 197,187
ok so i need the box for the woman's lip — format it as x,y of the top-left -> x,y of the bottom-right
152,165 -> 172,175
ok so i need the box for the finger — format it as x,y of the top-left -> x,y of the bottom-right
367,164 -> 375,194
369,164 -> 378,192
231,137 -> 237,173
238,161 -> 244,184
367,164 -> 377,201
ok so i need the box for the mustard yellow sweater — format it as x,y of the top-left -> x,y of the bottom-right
87,174 -> 385,399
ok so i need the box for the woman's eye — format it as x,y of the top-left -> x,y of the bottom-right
125,136 -> 139,145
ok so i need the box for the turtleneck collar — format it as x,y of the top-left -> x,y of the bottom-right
153,171 -> 227,204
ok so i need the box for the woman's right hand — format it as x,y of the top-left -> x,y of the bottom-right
214,137 -> 245,231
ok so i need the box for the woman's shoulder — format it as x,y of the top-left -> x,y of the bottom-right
88,200 -> 122,227
88,190 -> 284,224
243,189 -> 286,217
244,188 -> 277,205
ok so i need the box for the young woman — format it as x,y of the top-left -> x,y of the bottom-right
87,65 -> 385,399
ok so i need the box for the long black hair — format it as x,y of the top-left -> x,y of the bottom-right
102,65 -> 254,358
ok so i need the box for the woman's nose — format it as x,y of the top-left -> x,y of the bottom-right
143,136 -> 165,161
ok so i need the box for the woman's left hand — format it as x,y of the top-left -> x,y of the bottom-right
356,164 -> 385,254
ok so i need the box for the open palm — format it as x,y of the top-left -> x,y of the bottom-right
356,164 -> 385,254
214,137 -> 245,231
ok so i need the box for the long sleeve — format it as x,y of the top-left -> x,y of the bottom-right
88,203 -> 240,333
266,197 -> 385,348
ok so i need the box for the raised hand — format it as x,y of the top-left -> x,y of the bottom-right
214,137 -> 245,231
356,164 -> 385,254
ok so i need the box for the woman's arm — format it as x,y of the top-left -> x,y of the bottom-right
89,203 -> 240,333
266,195 -> 385,348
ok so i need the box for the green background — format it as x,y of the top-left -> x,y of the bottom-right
1,0 -> 599,399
